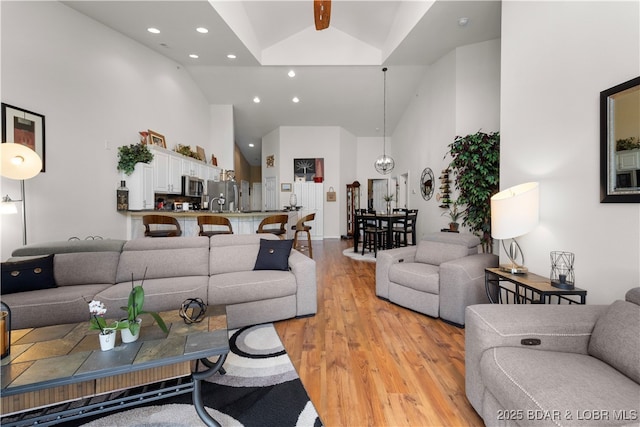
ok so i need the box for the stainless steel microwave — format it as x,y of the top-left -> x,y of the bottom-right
182,176 -> 204,197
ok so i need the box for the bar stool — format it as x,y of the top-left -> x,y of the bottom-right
256,214 -> 289,239
197,215 -> 233,237
362,211 -> 386,257
292,213 -> 315,258
142,215 -> 182,237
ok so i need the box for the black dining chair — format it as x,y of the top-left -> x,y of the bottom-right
362,211 -> 386,257
393,209 -> 418,247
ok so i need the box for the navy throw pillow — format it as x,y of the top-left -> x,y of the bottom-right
254,239 -> 293,271
1,254 -> 57,294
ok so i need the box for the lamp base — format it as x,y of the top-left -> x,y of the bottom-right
499,264 -> 528,275
551,280 -> 575,290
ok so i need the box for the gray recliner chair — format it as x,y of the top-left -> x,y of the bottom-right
375,232 -> 498,326
465,287 -> 640,426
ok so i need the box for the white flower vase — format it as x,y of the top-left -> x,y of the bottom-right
99,330 -> 116,351
120,319 -> 142,343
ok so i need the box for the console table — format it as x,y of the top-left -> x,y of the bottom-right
485,267 -> 587,304
1,307 -> 228,427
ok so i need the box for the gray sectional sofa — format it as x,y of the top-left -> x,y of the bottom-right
2,234 -> 316,330
376,232 -> 498,326
465,287 -> 640,427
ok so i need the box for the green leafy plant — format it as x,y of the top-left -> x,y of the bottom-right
117,143 -> 153,175
121,270 -> 168,335
383,194 -> 394,202
175,144 -> 200,160
446,131 -> 500,251
616,137 -> 640,151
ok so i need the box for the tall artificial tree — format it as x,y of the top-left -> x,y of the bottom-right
446,131 -> 500,252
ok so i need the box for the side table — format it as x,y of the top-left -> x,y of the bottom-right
485,267 -> 587,304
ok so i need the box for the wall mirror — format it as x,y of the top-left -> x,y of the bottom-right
600,76 -> 640,203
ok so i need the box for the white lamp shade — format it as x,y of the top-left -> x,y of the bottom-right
490,182 -> 539,239
0,143 -> 42,180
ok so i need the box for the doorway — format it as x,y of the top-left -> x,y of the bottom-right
368,179 -> 389,212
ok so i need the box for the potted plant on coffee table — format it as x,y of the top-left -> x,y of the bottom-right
120,270 -> 168,343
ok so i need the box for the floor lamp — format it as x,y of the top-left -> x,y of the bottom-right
490,182 -> 540,274
0,143 -> 43,246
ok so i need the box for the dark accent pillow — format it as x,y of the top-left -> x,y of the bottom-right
254,239 -> 294,271
1,254 -> 57,294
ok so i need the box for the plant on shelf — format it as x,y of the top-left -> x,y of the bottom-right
121,269 -> 168,337
175,144 -> 201,160
441,200 -> 463,231
117,143 -> 154,175
446,130 -> 499,252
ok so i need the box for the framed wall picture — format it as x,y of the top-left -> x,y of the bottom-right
196,146 -> 205,162
1,103 -> 46,172
281,183 -> 292,192
148,129 -> 166,148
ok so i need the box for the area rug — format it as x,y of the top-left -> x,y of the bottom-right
81,323 -> 322,427
342,246 -> 376,262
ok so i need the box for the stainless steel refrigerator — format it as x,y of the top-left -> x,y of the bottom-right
207,180 -> 238,212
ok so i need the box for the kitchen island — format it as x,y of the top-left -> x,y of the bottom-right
125,211 -> 299,239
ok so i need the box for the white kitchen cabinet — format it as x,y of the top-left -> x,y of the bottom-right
153,150 -> 170,192
125,162 -> 154,210
152,148 -> 182,193
169,155 -> 182,193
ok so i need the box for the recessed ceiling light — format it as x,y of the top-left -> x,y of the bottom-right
189,54 -> 199,59
196,27 -> 209,34
458,17 -> 469,27
288,70 -> 296,78
292,97 -> 300,103
249,143 -> 255,148
253,96 -> 261,103
227,54 -> 237,59
147,27 -> 160,34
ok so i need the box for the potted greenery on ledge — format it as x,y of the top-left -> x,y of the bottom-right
441,200 -> 463,232
120,270 -> 168,343
117,143 -> 154,175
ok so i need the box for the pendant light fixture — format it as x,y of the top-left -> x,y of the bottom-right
375,67 -> 395,175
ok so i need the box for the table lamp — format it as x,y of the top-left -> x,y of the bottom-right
0,142 -> 43,245
490,182 -> 539,274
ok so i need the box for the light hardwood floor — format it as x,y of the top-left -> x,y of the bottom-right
275,239 -> 484,427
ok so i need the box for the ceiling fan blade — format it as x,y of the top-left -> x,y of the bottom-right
314,0 -> 331,30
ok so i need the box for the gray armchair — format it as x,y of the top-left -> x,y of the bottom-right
375,232 -> 498,326
465,287 -> 640,426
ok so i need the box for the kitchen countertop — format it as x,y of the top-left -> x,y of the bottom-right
126,210 -> 296,217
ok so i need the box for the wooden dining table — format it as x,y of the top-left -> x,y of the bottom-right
353,212 -> 406,252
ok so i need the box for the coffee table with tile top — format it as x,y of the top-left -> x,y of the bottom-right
1,306 -> 228,427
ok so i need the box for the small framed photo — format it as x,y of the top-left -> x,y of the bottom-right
281,183 -> 292,192
2,103 -> 46,172
148,129 -> 166,148
196,146 -> 205,162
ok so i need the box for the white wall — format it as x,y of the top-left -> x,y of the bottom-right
500,1 -> 640,304
277,126 -> 344,239
209,105 -> 234,170
392,39 -> 501,240
0,2 -> 213,258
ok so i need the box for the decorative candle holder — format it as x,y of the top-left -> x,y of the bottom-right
550,251 -> 575,290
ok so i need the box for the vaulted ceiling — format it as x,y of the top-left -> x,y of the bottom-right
63,0 -> 501,165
